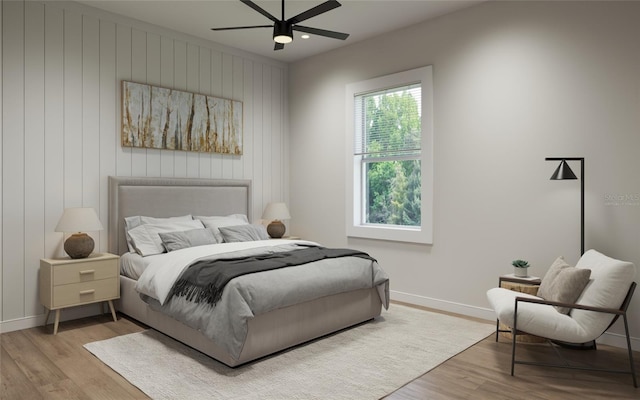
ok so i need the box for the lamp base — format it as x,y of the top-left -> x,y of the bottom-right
267,220 -> 286,239
64,233 -> 95,259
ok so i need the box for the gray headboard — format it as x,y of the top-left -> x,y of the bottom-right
108,176 -> 251,255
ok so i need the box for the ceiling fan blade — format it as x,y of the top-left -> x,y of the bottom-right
240,0 -> 279,23
288,0 -> 341,25
274,42 -> 285,51
211,25 -> 272,31
293,25 -> 349,40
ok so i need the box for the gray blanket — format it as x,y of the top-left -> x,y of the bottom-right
145,243 -> 389,360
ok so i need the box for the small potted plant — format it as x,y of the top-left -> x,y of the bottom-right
512,259 -> 530,277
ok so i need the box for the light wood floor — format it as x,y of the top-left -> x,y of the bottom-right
2,307 -> 638,399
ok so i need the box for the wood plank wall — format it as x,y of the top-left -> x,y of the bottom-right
0,1 -> 288,325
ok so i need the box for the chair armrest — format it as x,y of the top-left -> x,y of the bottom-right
514,296 -> 624,316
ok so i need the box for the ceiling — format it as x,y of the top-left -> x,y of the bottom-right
78,0 -> 482,63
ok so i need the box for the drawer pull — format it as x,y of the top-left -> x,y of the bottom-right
79,269 -> 95,275
79,289 -> 95,295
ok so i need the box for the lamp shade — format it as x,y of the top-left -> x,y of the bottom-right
55,208 -> 103,259
262,202 -> 291,239
55,207 -> 104,233
550,160 -> 578,180
262,202 -> 291,221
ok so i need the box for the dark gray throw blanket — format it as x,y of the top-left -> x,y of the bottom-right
171,246 -> 376,306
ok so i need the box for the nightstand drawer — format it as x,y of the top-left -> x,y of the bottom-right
52,278 -> 119,308
53,259 -> 118,285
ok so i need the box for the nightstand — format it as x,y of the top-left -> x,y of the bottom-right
39,253 -> 120,334
496,274 -> 544,343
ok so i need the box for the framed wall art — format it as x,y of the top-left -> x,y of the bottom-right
121,81 -> 243,155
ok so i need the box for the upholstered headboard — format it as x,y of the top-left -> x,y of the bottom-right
108,176 -> 251,256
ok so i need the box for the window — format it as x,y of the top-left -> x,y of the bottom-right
346,66 -> 433,244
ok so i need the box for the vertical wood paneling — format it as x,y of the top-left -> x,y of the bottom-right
115,24 -> 131,176
252,63 -> 264,219
24,1 -> 46,316
82,14 -> 101,244
63,9 -> 83,207
2,0 -> 25,320
159,36 -> 175,177
99,19 -> 117,252
43,4 -> 64,259
130,29 -> 147,177
271,67 -> 283,200
262,66 -> 273,206
243,60 -> 254,198
1,2 -> 288,326
0,0 -> 4,321
146,32 -> 161,177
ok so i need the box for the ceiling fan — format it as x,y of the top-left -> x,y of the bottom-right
211,0 -> 350,51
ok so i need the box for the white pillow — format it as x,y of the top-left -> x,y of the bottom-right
195,214 -> 249,243
128,219 -> 204,256
124,215 -> 192,252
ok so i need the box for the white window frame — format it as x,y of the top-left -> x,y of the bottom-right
345,66 -> 433,244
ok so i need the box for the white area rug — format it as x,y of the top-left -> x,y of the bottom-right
84,305 -> 493,399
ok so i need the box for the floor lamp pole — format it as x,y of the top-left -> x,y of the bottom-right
545,157 -> 585,256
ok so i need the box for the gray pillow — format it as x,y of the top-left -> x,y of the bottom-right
218,224 -> 269,243
538,256 -> 591,314
158,227 -> 218,252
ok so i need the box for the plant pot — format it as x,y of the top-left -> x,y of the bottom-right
514,267 -> 529,277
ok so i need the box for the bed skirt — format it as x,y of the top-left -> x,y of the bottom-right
115,275 -> 383,367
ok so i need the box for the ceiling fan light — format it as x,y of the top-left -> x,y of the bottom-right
273,21 -> 293,44
274,34 -> 292,44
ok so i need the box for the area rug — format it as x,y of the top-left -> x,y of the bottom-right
84,304 -> 493,399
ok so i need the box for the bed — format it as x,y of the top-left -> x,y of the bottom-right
108,176 -> 387,367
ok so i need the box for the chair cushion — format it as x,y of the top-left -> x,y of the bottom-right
486,288 -> 591,342
572,249 -> 635,335
537,256 -> 591,314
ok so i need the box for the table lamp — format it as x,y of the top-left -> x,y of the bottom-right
55,207 -> 104,259
262,202 -> 291,238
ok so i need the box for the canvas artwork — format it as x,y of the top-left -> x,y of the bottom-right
122,81 -> 243,155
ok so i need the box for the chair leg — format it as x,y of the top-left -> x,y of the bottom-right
511,301 -> 519,376
496,319 -> 500,342
622,313 -> 638,388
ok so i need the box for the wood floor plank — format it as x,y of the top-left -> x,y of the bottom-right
2,308 -> 639,399
0,346 -> 44,400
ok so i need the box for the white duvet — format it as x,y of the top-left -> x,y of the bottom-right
133,239 -> 390,360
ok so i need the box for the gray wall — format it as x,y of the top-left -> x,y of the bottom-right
289,1 -> 640,348
1,1 -> 289,330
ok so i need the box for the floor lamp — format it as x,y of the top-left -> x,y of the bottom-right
545,157 -> 585,255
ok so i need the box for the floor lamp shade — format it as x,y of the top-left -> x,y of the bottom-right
55,207 -> 104,259
545,157 -> 585,255
262,202 -> 291,238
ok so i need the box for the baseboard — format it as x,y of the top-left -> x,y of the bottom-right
390,290 -> 496,321
0,303 -> 105,334
390,290 -> 640,352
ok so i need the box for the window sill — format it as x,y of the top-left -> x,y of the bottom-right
347,224 -> 432,244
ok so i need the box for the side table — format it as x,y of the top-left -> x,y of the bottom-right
496,274 -> 545,343
39,253 -> 120,334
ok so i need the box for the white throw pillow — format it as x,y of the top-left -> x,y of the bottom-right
124,214 -> 193,252
128,219 -> 204,256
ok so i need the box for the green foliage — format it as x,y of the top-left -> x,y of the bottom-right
364,89 -> 421,226
512,259 -> 530,268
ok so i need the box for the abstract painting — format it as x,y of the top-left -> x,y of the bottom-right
121,81 -> 242,155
